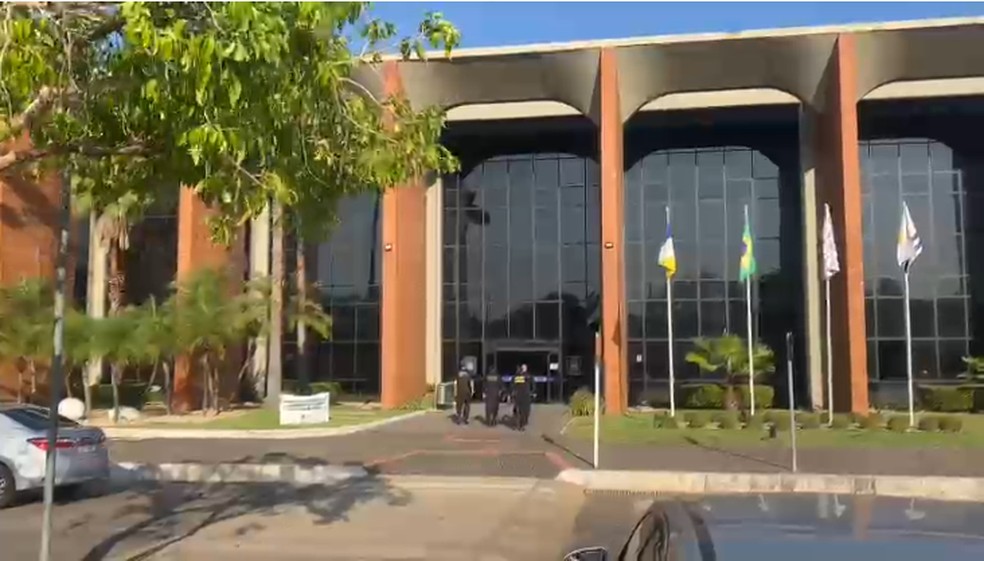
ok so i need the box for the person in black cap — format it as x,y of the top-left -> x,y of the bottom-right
512,363 -> 532,431
483,366 -> 502,427
454,360 -> 474,425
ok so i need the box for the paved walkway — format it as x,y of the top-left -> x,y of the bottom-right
111,404 -> 984,479
110,404 -> 583,479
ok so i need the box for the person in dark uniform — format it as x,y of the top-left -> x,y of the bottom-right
454,363 -> 474,425
512,363 -> 532,431
483,367 -> 502,427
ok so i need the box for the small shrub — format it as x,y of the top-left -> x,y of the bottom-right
309,381 -> 343,404
849,412 -> 866,426
659,416 -> 682,429
917,416 -> 941,432
738,385 -> 775,410
771,411 -> 792,431
920,386 -> 973,413
744,415 -> 765,432
569,387 -> 596,417
684,411 -> 710,428
830,414 -> 852,429
859,413 -> 884,430
713,411 -> 741,429
799,412 -> 822,429
683,384 -> 725,409
939,415 -> 964,433
886,415 -> 910,433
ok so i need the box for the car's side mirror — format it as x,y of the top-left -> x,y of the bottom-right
563,546 -> 609,561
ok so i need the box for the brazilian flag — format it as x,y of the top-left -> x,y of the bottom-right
739,210 -> 757,282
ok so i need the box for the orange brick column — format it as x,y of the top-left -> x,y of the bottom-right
173,186 -> 245,412
599,48 -> 628,415
380,61 -> 427,409
0,135 -> 61,399
815,34 -> 869,413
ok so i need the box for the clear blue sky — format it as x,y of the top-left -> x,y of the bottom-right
370,2 -> 984,48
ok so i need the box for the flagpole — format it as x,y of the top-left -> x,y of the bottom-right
745,204 -> 756,416
903,270 -> 915,428
825,277 -> 834,425
666,206 -> 676,417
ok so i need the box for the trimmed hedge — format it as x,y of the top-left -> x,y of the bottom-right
712,411 -> 741,429
919,386 -> 974,413
799,412 -> 822,429
886,415 -> 909,433
737,385 -> 775,409
939,415 -> 964,433
682,384 -> 725,409
830,414 -> 852,429
684,411 -> 711,428
917,416 -> 941,432
283,381 -> 343,404
859,413 -> 884,430
744,415 -> 765,431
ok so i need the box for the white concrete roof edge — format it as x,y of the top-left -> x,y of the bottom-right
381,16 -> 984,62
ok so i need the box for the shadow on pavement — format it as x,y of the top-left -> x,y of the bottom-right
682,436 -> 790,472
79,466 -> 410,561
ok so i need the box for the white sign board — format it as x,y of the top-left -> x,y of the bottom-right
279,393 -> 331,426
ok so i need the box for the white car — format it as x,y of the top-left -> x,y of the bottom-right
0,404 -> 110,508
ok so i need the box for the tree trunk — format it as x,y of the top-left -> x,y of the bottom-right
200,354 -> 211,414
110,363 -> 121,422
267,201 -> 284,406
17,368 -> 24,403
83,382 -> 92,417
65,371 -> 74,398
30,360 -> 37,397
296,228 -> 309,393
163,360 -> 172,415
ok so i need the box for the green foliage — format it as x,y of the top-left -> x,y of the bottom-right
685,336 -> 775,410
0,2 -> 461,244
682,384 -> 725,409
939,415 -> 964,433
712,411 -> 741,429
919,385 -> 974,413
569,387 -> 597,417
859,413 -> 884,430
684,411 -> 710,428
917,416 -> 941,432
744,415 -> 765,432
960,356 -> 984,381
886,415 -> 910,433
799,412 -> 822,429
657,416 -> 682,429
830,414 -> 852,429
737,385 -> 775,409
769,411 -> 791,430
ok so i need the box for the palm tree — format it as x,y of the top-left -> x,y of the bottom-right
90,307 -> 145,421
0,280 -> 54,403
172,269 -> 267,414
131,296 -> 178,415
685,335 -> 775,410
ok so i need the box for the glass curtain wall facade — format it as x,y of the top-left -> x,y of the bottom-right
860,99 -> 984,396
623,107 -> 803,405
307,194 -> 383,395
441,119 -> 601,397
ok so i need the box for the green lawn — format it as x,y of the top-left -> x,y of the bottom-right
136,406 -> 408,430
566,411 -> 984,449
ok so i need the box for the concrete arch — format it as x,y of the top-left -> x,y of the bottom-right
853,24 -> 984,101
862,76 -> 984,101
381,50 -> 601,120
615,34 -> 838,122
638,88 -> 799,112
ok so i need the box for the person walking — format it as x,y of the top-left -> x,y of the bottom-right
454,362 -> 474,425
483,366 -> 503,427
512,363 -> 532,431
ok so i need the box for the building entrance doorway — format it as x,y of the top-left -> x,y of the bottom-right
491,347 -> 562,403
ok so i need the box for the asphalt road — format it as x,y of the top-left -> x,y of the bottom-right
5,481 -> 984,560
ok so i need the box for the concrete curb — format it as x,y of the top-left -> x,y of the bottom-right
102,409 -> 431,440
109,463 -> 545,492
556,469 -> 984,502
111,462 -> 369,485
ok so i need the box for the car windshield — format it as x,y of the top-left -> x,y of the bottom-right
0,407 -> 80,431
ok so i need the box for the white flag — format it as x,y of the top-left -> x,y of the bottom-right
896,202 -> 923,273
821,203 -> 839,280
